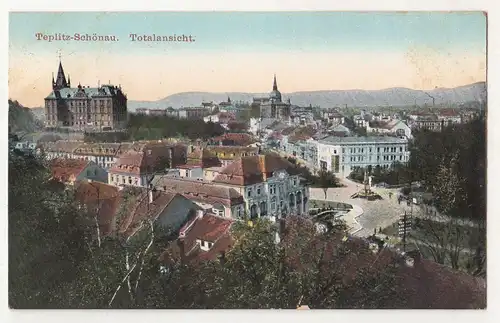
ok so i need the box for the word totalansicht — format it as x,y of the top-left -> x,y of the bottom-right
129,34 -> 196,42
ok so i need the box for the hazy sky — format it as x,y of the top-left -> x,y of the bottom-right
9,12 -> 487,107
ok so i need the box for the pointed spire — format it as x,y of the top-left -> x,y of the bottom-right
54,59 -> 68,90
273,74 -> 278,91
67,74 -> 71,87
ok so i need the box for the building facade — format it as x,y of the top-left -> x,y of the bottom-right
108,143 -> 187,187
212,153 -> 309,220
317,136 -> 410,178
44,61 -> 128,131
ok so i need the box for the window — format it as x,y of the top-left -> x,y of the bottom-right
342,148 -> 345,153
201,241 -> 206,247
257,188 -> 261,195
111,175 -> 115,182
128,177 -> 132,184
208,242 -> 213,248
247,189 -> 252,198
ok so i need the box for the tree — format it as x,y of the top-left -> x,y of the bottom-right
414,155 -> 468,268
317,170 -> 339,200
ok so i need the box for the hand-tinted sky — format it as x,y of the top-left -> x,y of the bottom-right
9,12 -> 487,106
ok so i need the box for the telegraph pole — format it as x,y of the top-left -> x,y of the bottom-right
398,211 -> 412,253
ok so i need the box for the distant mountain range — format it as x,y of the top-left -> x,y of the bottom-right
127,82 -> 486,112
9,100 -> 43,133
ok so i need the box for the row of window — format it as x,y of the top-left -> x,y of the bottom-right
343,146 -> 405,154
247,179 -> 298,198
111,174 -> 139,186
348,155 -> 404,162
248,195 -> 307,218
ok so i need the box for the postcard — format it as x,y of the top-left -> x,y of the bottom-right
8,11 -> 486,310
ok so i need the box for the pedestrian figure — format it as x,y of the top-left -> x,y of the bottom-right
379,227 -> 382,233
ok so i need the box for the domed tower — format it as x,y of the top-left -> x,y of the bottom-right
269,74 -> 282,103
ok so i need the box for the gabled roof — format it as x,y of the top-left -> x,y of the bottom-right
328,124 -> 350,133
160,213 -> 234,264
109,144 -> 173,175
50,158 -> 90,183
118,188 -> 183,237
212,152 -> 300,186
151,176 -> 244,207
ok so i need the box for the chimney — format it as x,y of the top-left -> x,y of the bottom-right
177,238 -> 186,264
148,189 -> 154,204
259,155 -> 267,181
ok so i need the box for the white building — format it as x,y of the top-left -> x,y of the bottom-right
249,117 -> 260,136
317,136 -> 410,178
366,119 -> 413,139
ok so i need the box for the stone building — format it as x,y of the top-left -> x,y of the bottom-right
259,75 -> 291,121
211,153 -> 309,220
44,61 -> 128,131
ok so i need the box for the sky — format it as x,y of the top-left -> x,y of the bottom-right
8,12 -> 487,107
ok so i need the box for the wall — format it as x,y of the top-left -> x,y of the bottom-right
155,196 -> 197,235
77,162 -> 108,183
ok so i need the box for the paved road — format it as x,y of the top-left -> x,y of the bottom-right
310,178 -> 415,237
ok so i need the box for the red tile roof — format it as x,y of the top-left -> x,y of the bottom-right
109,145 -> 174,175
211,133 -> 255,146
50,158 -> 89,183
152,177 -> 244,207
160,213 -> 234,264
213,152 -> 300,186
74,181 -> 121,236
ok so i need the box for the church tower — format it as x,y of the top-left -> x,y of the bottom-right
52,60 -> 69,91
269,74 -> 282,103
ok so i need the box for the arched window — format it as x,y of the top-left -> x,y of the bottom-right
289,193 -> 295,209
296,192 -> 302,214
271,197 -> 277,213
250,204 -> 258,219
260,201 -> 267,216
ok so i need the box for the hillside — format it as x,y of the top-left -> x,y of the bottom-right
127,82 -> 486,111
8,100 -> 43,133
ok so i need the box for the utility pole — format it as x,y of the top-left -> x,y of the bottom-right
398,211 -> 412,253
